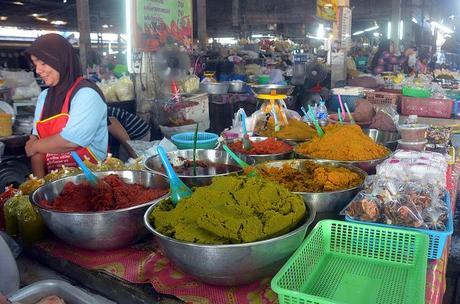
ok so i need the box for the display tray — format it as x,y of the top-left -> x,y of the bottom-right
8,280 -> 97,304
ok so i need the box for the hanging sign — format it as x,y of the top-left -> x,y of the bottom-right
316,0 -> 338,21
133,0 -> 193,52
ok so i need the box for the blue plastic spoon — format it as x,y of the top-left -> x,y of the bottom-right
156,146 -> 192,205
241,111 -> 252,150
71,151 -> 99,187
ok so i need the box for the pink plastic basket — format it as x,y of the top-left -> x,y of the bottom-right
401,97 -> 453,118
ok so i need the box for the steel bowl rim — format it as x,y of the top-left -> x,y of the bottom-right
143,199 -> 316,249
30,170 -> 170,215
259,159 -> 367,195
225,136 -> 294,158
143,149 -> 255,179
293,145 -> 392,163
362,128 -> 400,144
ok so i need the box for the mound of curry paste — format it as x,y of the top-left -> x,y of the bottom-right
150,175 -> 307,244
40,174 -> 168,212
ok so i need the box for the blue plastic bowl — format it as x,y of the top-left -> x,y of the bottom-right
328,94 -> 362,112
171,132 -> 219,149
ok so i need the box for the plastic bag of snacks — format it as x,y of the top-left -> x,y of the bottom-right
342,177 -> 448,231
376,150 -> 448,188
114,75 -> 135,101
369,104 -> 399,131
4,195 -> 45,245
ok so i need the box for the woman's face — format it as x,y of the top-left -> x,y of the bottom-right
30,55 -> 60,87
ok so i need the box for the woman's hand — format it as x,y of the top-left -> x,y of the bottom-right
25,135 -> 38,157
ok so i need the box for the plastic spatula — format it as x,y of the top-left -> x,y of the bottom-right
241,111 -> 252,150
222,144 -> 257,177
70,151 -> 99,187
156,146 -> 192,205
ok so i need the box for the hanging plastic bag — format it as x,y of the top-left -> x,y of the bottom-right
114,75 -> 135,101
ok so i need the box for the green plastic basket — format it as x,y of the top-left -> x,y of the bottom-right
402,86 -> 432,98
271,220 -> 429,304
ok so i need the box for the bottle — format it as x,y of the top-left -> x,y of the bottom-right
317,101 -> 328,126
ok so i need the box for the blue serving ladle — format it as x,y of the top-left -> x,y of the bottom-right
71,151 -> 99,187
156,146 -> 192,205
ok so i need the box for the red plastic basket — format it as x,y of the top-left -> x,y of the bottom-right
401,97 -> 453,118
366,91 -> 400,106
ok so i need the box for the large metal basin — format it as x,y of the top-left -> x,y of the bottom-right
144,149 -> 255,187
294,145 -> 391,174
30,170 -> 169,250
225,137 -> 293,164
363,128 -> 399,151
259,159 -> 366,213
250,84 -> 294,96
144,199 -> 316,286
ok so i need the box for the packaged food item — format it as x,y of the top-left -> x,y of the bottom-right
0,185 -> 20,230
427,126 -> 451,145
4,195 -> 45,245
19,175 -> 45,195
398,124 -> 428,141
397,139 -> 427,151
342,177 -> 448,231
376,150 -> 447,188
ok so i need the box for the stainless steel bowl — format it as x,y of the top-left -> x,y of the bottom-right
144,199 -> 316,286
30,171 -> 169,250
259,159 -> 367,213
294,145 -> 391,174
363,128 -> 399,151
250,84 -> 295,96
200,82 -> 230,94
225,137 -> 293,164
227,81 -> 246,93
144,149 -> 255,187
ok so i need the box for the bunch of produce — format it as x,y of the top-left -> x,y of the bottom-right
295,125 -> 389,161
150,176 -> 306,244
257,162 -> 363,193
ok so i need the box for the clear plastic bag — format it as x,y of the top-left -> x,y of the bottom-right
114,75 -> 135,101
369,104 -> 399,131
342,176 -> 449,231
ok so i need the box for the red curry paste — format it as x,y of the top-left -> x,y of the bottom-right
228,137 -> 292,155
40,174 -> 168,212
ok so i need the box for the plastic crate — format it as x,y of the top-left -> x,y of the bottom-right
401,96 -> 454,118
171,132 -> 218,149
271,220 -> 429,304
402,86 -> 432,98
346,192 -> 453,260
366,91 -> 400,107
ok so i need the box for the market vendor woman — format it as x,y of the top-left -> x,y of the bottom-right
25,34 -> 108,177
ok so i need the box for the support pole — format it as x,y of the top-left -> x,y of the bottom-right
76,0 -> 91,73
197,0 -> 207,50
391,0 -> 402,51
232,0 -> 239,27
